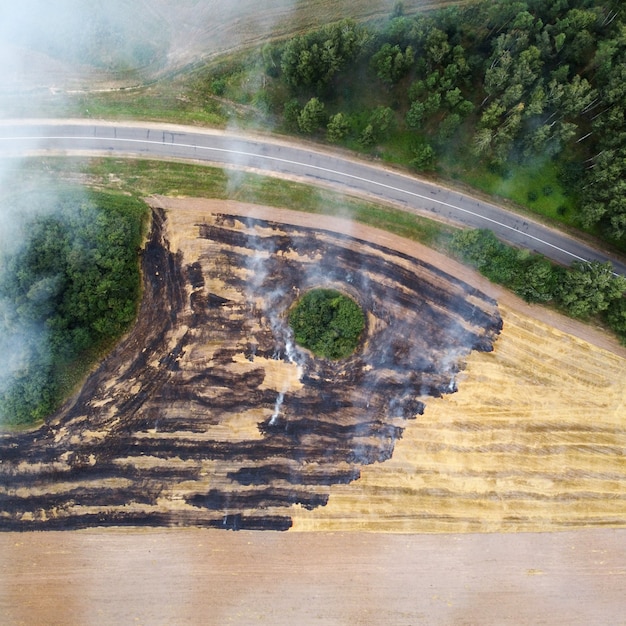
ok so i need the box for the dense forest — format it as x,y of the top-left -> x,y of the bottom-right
0,190 -> 147,425
207,0 -> 625,242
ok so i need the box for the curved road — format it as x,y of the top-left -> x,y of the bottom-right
1,119 -> 625,276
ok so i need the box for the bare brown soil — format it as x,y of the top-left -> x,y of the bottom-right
1,527 -> 626,625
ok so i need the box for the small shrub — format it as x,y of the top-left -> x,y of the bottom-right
211,78 -> 226,96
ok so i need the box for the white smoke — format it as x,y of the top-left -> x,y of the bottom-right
243,229 -> 304,426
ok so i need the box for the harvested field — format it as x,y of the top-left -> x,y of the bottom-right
1,0 -> 467,95
1,198 -> 625,534
295,304 -> 626,532
150,0 -> 470,72
0,198 -> 502,530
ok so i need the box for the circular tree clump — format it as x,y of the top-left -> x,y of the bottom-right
289,289 -> 365,360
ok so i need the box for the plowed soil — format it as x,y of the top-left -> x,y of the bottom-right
2,528 -> 626,625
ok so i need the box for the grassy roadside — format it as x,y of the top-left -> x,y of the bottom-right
7,29 -> 617,259
26,156 -> 456,250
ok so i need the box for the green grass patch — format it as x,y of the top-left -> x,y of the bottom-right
15,155 -> 452,248
378,129 -> 418,165
451,158 -> 575,225
72,87 -> 229,127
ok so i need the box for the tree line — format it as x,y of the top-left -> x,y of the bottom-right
451,228 -> 626,341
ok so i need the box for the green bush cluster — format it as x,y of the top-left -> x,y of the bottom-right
289,289 -> 365,360
451,229 -> 626,342
0,189 -> 147,425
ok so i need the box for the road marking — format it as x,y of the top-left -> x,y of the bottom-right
0,132 -> 600,266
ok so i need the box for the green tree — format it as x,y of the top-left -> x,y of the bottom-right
0,189 -> 146,425
553,8 -> 598,65
283,99 -> 301,131
456,99 -> 475,117
560,74 -> 596,117
406,101 -> 426,128
289,289 -> 365,360
424,27 -> 450,67
371,43 -> 415,84
359,124 -> 376,147
445,87 -> 463,109
515,258 -> 559,303
369,106 -> 396,138
280,20 -> 367,90
298,97 -> 326,134
438,113 -> 462,140
451,229 -> 502,268
606,297 -> 626,344
411,143 -> 436,170
326,112 -> 350,143
581,148 -> 626,238
557,261 -> 626,319
424,92 -> 442,116
480,101 -> 506,129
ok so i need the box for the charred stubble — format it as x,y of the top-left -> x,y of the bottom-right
0,208 -> 501,530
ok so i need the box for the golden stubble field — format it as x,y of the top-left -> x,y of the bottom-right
293,304 -> 626,532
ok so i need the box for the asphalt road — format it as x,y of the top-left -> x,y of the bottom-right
1,119 -> 625,275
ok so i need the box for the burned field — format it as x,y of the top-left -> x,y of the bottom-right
0,201 -> 502,531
